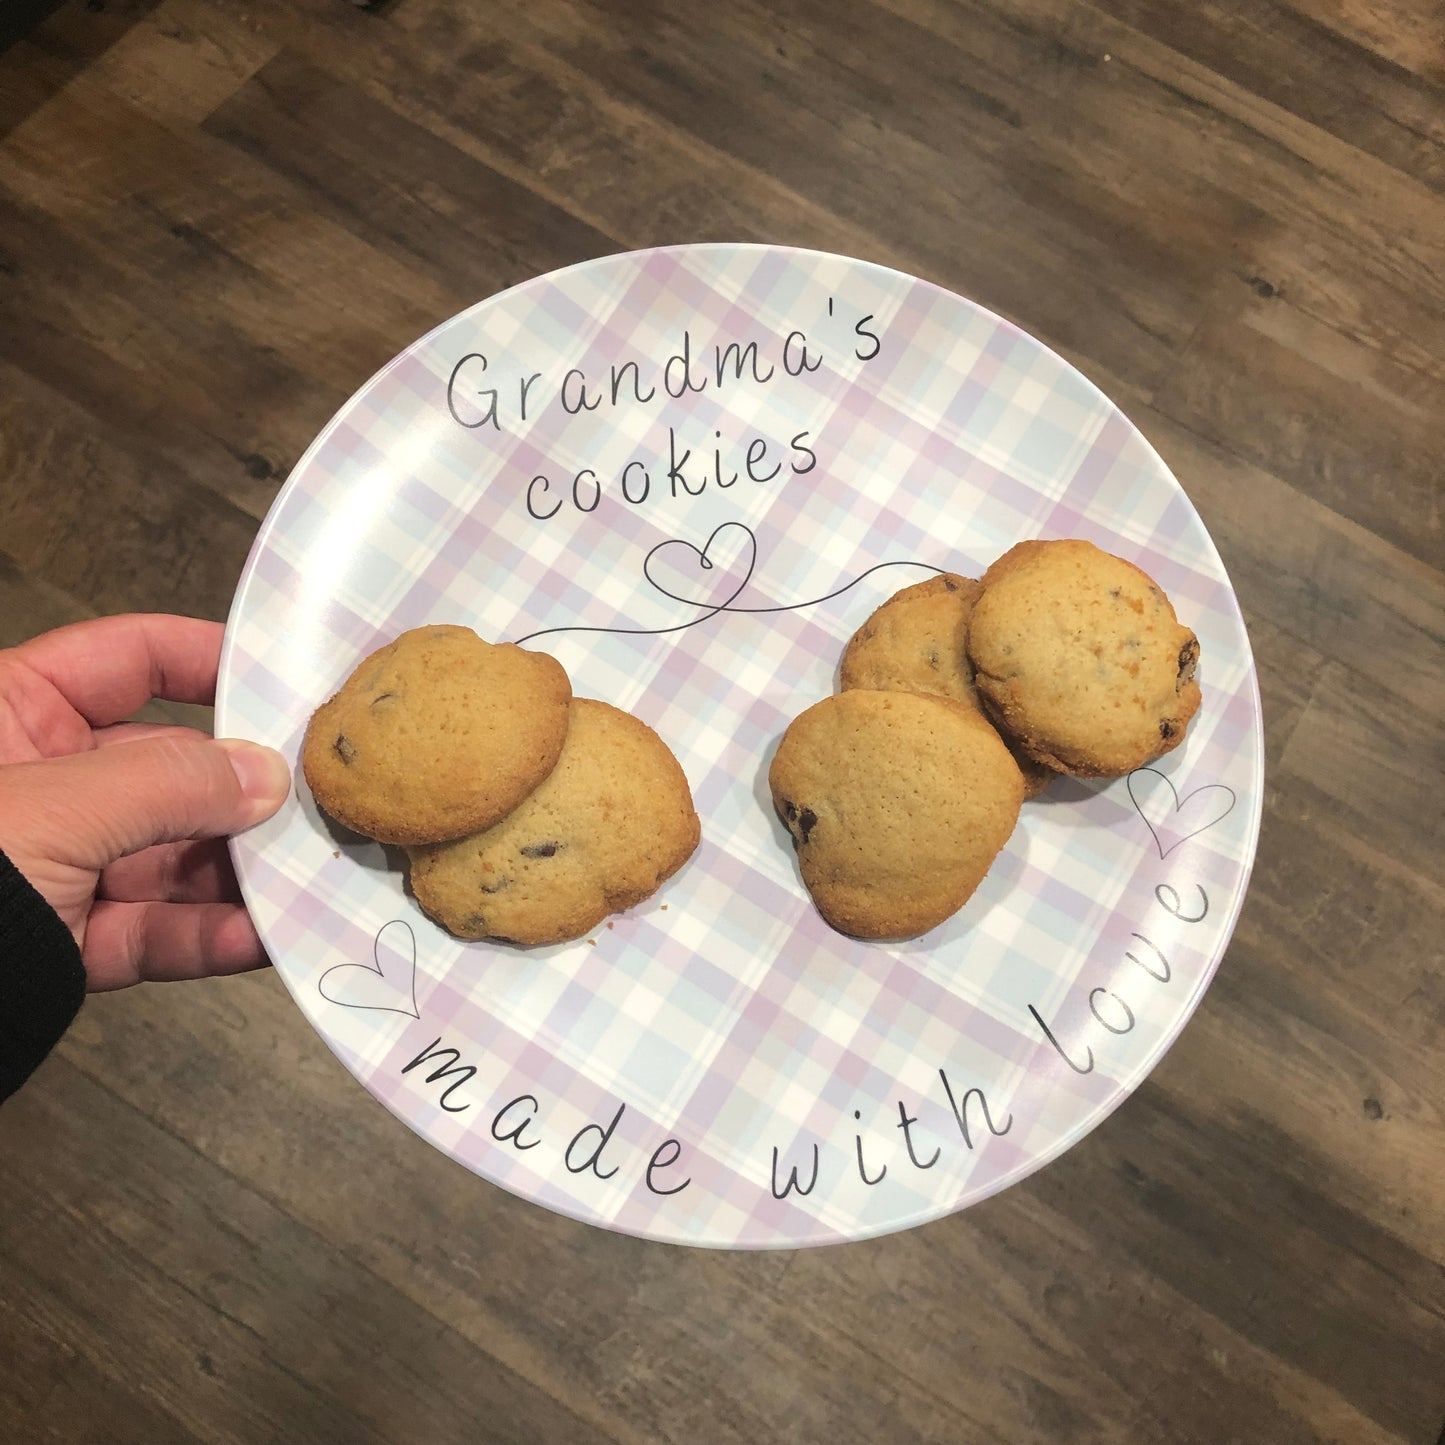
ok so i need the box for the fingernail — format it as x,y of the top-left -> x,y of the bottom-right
216,739 -> 293,813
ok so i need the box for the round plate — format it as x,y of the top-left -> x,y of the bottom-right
218,244 -> 1262,1248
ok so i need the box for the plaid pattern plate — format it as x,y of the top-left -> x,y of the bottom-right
218,245 -> 1263,1248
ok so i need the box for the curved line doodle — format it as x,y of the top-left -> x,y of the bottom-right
511,521 -> 940,646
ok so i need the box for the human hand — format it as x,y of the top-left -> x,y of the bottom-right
0,615 -> 290,991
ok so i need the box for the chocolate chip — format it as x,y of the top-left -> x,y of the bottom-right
777,797 -> 817,845
943,576 -> 959,592
520,841 -> 562,858
1178,638 -> 1200,683
1160,719 -> 1178,740
480,877 -> 511,894
334,734 -> 357,765
926,649 -> 941,668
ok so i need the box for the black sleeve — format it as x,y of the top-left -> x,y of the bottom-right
0,846 -> 86,1103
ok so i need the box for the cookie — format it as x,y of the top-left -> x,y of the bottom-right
839,571 -> 1056,799
839,572 -> 981,700
302,624 -> 571,846
966,540 -> 1202,778
407,698 -> 700,945
768,690 -> 1024,940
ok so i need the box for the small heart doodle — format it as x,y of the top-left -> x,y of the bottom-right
643,522 -> 758,611
1127,767 -> 1238,859
318,918 -> 420,1018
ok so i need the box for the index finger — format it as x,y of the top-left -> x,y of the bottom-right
10,614 -> 224,726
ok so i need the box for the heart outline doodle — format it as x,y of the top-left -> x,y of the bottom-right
1127,767 -> 1238,859
643,521 -> 759,611
318,918 -> 421,1018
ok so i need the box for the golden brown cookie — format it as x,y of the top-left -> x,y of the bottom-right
839,572 -> 1056,799
302,625 -> 571,846
839,572 -> 981,700
768,690 -> 1023,940
406,699 -> 700,945
967,539 -> 1201,778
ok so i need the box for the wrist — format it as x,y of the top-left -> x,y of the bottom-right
0,844 -> 88,1100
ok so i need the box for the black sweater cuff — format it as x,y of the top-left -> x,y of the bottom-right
0,846 -> 86,1102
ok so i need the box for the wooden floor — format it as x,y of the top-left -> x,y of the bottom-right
2,1 -> 1443,1441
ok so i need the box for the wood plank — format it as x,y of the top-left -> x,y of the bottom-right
1280,0 -> 1445,80
0,1057 -> 625,1445
1025,1082 -> 1445,1442
871,0 -> 1445,398
81,0 -> 279,125
1134,406 -> 1445,719
0,1289 -> 204,1445
1153,303 -> 1444,570
1168,795 -> 1445,1259
1280,658 -> 1445,861
0,546 -> 91,648
0,0 -> 160,134
1087,0 -> 1445,190
203,48 -> 617,302
0,361 -> 260,620
0,75 -> 455,375
0,192 -> 314,524
189,0 -> 895,275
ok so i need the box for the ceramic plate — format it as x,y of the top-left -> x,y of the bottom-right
218,244 -> 1263,1248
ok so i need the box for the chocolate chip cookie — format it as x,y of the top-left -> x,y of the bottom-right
302,624 -> 571,846
406,698 -> 700,945
839,571 -> 1055,798
839,571 -> 981,700
768,689 -> 1023,940
966,539 -> 1202,777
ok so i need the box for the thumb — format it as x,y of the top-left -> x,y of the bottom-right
35,734 -> 292,865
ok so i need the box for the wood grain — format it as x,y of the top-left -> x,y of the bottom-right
1,1 -> 1442,1442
